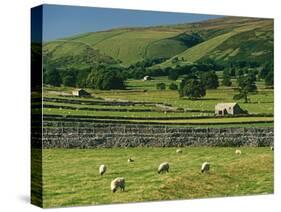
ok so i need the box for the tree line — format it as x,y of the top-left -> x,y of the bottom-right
43,57 -> 273,103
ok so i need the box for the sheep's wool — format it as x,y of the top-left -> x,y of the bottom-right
111,177 -> 125,192
99,164 -> 106,175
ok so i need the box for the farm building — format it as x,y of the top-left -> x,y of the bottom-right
143,75 -> 152,81
72,89 -> 91,97
215,103 -> 246,116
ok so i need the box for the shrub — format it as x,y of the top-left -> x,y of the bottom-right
169,83 -> 178,90
156,83 -> 166,90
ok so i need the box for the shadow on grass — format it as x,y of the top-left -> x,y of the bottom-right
181,98 -> 221,101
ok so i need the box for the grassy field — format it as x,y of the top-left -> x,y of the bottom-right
42,147 -> 273,208
43,77 -> 274,115
41,75 -> 273,127
95,88 -> 274,114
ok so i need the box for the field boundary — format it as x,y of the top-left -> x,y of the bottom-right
39,123 -> 274,148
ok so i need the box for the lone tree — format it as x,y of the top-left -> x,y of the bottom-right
200,71 -> 219,89
233,74 -> 257,103
179,75 -> 206,100
222,69 -> 232,86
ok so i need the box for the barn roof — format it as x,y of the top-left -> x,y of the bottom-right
215,103 -> 238,109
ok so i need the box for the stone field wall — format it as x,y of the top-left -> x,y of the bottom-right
36,123 -> 274,148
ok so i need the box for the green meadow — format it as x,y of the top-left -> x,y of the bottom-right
42,75 -> 273,127
42,147 -> 273,208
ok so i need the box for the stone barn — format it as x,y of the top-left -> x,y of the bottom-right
143,75 -> 152,81
215,103 -> 246,116
72,89 -> 91,97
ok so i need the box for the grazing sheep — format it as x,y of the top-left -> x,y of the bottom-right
99,164 -> 106,176
158,162 -> 169,174
235,149 -> 242,155
111,177 -> 125,193
176,149 -> 182,154
128,157 -> 134,162
201,162 -> 210,173
271,146 -> 274,151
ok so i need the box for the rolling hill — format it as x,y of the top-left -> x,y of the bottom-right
43,40 -> 117,69
43,16 -> 273,69
160,18 -> 273,67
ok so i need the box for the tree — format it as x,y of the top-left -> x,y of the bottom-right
200,71 -> 219,89
63,75 -> 76,87
156,83 -> 166,90
259,67 -> 268,79
179,77 -> 206,99
45,67 -> 62,86
76,67 -> 91,87
259,62 -> 273,82
229,67 -> 236,77
171,57 -> 179,64
86,66 -> 125,90
236,69 -> 244,77
169,83 -> 178,90
265,71 -> 273,86
62,69 -> 77,87
168,70 -> 179,80
222,70 -> 232,86
190,66 -> 198,73
247,71 -> 257,82
233,74 -> 257,103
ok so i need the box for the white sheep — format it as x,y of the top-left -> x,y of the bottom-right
235,149 -> 242,155
271,146 -> 274,151
201,162 -> 210,173
110,177 -> 125,193
99,164 -> 106,176
176,149 -> 182,154
158,162 -> 169,174
128,157 -> 134,162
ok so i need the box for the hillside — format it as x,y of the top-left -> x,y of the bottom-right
159,18 -> 273,67
43,40 -> 117,69
43,16 -> 273,69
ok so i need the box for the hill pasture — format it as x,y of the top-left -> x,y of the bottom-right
41,147 -> 273,207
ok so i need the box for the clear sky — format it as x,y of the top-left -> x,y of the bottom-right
42,4 -> 222,42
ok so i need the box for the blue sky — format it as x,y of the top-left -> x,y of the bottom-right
42,4 -> 222,42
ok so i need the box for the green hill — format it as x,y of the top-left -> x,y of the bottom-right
43,40 -> 117,69
65,28 -> 185,65
159,18 -> 273,67
43,16 -> 273,69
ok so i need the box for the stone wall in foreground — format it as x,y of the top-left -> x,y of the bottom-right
40,123 -> 274,148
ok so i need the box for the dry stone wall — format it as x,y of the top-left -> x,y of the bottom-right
41,123 -> 274,148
